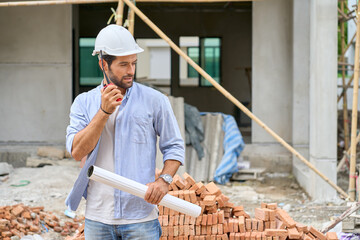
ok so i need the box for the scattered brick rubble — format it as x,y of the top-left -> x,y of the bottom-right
0,204 -> 84,240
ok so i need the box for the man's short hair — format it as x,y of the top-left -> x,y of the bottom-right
99,55 -> 116,68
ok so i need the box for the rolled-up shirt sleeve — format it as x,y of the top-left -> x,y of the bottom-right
66,95 -> 88,157
155,95 -> 185,165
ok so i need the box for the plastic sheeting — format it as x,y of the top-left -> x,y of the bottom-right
213,114 -> 245,184
186,113 -> 245,184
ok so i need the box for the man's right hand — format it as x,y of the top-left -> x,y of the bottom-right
100,83 -> 123,114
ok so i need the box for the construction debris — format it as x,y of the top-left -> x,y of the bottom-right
0,204 -> 84,240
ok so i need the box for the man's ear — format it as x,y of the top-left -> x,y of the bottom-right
98,59 -> 108,72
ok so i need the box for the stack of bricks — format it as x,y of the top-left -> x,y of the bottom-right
0,204 -> 83,240
157,171 -> 339,240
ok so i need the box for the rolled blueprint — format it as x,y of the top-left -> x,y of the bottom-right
87,165 -> 202,217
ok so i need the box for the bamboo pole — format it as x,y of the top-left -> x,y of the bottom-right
342,31 -> 356,57
337,131 -> 360,172
349,7 -> 360,201
128,5 -> 135,35
341,1 -> 350,150
116,0 -> 124,26
0,0 -> 251,7
321,201 -> 360,234
338,73 -> 354,103
119,0 -> 351,200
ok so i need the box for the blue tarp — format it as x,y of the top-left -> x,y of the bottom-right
200,113 -> 246,184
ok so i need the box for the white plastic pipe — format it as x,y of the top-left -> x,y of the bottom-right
87,166 -> 201,217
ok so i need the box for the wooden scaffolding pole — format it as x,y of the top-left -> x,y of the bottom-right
341,1 -> 350,150
116,0 -> 124,26
349,6 -> 360,201
119,0 -> 352,199
0,0 -> 250,7
338,73 -> 354,103
338,131 -> 360,172
128,6 -> 135,35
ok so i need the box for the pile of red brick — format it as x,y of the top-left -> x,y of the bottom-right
0,204 -> 83,240
158,171 -> 339,240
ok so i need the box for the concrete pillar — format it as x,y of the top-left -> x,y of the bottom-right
251,0 -> 293,172
292,0 -> 311,193
252,0 -> 293,144
308,0 -> 338,200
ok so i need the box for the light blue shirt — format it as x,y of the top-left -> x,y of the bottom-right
65,82 -> 185,219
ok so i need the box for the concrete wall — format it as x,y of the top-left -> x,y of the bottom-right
0,5 -> 72,143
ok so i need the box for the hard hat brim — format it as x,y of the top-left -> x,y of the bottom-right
92,46 -> 144,57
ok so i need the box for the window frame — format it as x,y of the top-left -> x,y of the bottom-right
183,37 -> 222,88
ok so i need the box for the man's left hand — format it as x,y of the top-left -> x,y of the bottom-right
144,178 -> 169,205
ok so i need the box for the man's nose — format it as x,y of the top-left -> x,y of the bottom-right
127,64 -> 135,75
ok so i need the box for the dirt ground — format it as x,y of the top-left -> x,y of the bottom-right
0,161 -> 349,239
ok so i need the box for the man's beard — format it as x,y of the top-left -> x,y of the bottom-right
108,69 -> 134,89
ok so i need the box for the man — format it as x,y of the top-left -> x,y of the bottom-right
65,24 -> 185,239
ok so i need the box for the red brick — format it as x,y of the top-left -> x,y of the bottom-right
228,218 -> 234,233
201,214 -> 208,226
190,191 -> 197,203
201,225 -> 207,235
205,182 -> 221,196
218,211 -> 224,224
179,215 -> 184,225
264,229 -> 288,237
269,221 -> 276,229
1,231 -> 12,237
174,226 -> 179,237
217,224 -> 223,234
275,209 -> 296,228
163,215 -> 169,226
251,219 -> 258,230
288,227 -> 301,239
183,172 -> 196,186
309,226 -> 326,240
174,215 -> 179,226
184,225 -> 190,237
184,190 -> 191,202
207,225 -> 212,235
212,224 -> 218,235
245,218 -> 252,231
195,182 -> 206,195
238,216 -> 245,233
326,232 -> 338,240
296,223 -> 308,233
212,213 -> 218,225
196,216 -> 202,225
233,218 -> 239,233
207,213 -> 213,225
169,226 -> 174,237
266,203 -> 277,210
11,205 -> 24,217
169,216 -> 175,226
221,234 -> 229,240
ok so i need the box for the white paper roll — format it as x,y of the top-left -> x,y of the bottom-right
87,165 -> 201,217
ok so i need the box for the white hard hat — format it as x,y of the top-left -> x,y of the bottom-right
92,24 -> 144,56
